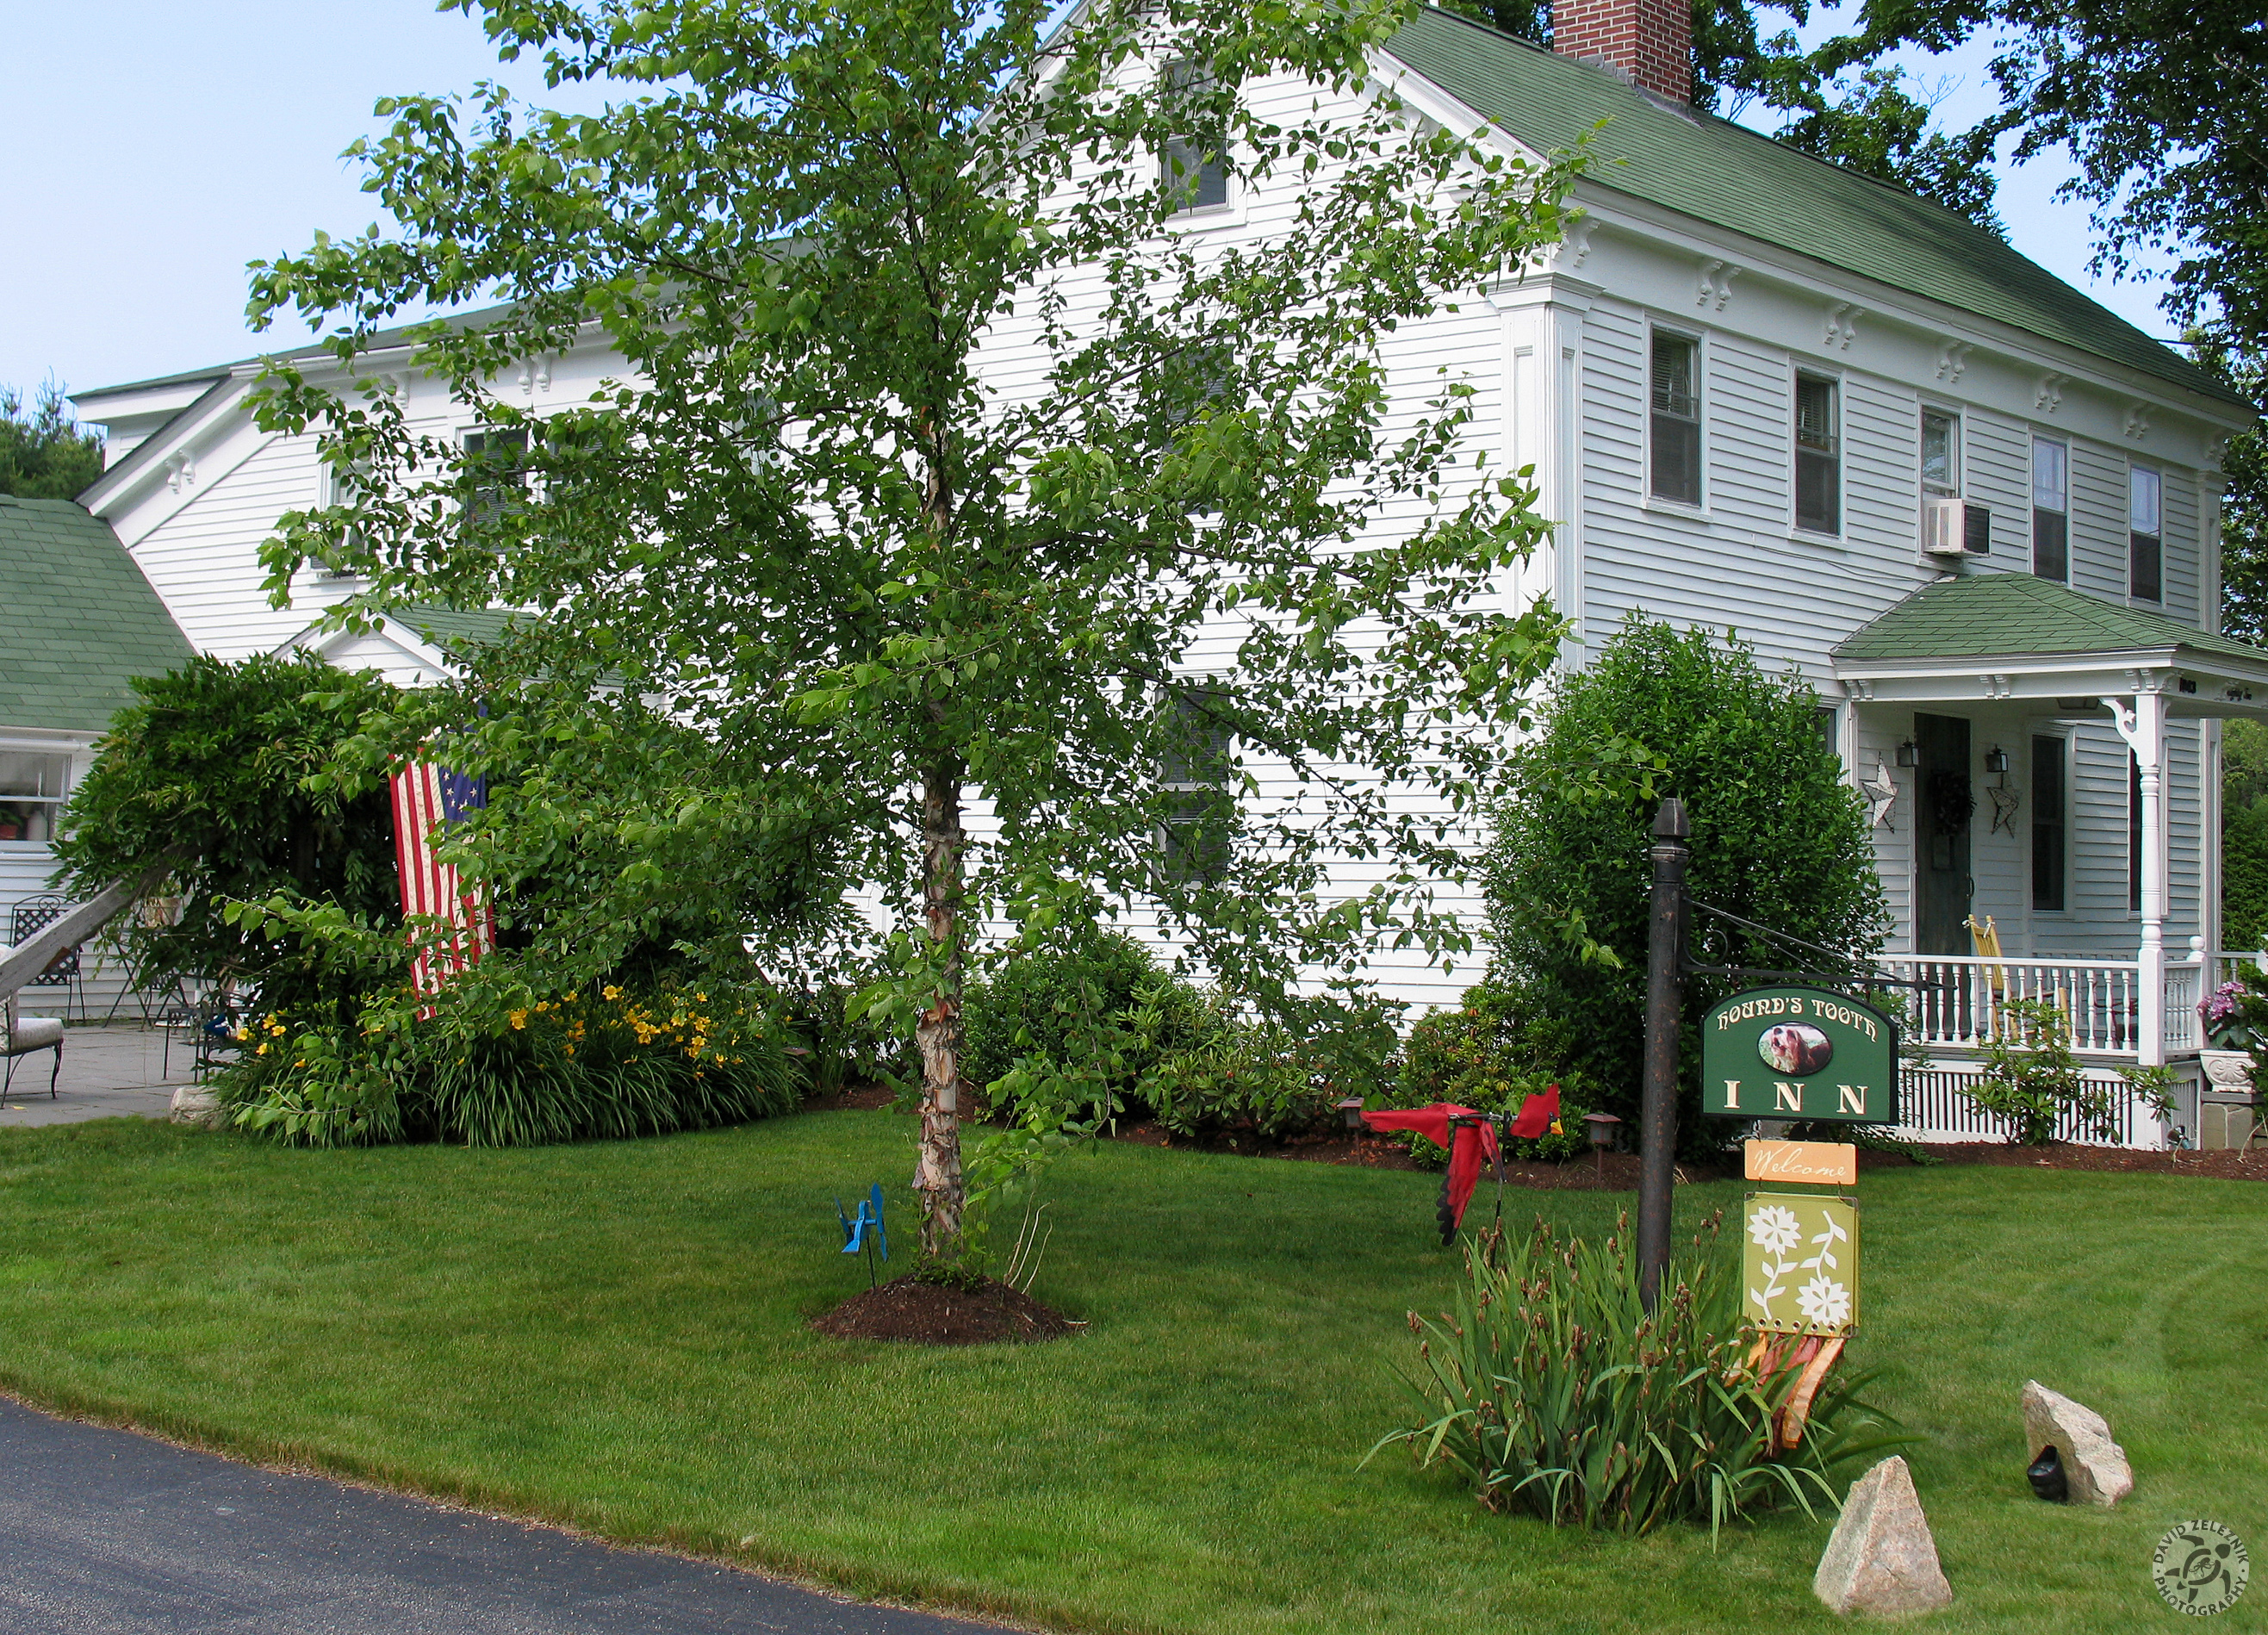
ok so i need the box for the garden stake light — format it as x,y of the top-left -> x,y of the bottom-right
1583,1110 -> 1622,1177
1336,1096 -> 1365,1131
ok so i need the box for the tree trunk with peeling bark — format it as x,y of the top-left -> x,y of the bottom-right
913,756 -> 967,1259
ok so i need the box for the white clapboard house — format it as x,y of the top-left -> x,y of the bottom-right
69,0 -> 2262,1146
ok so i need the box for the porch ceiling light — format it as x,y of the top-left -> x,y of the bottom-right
2054,696 -> 2101,712
1895,739 -> 1918,768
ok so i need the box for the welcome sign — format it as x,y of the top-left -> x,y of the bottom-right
1700,985 -> 1898,1124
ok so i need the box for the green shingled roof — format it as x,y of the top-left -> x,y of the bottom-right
383,606 -> 519,656
1386,9 -> 2242,409
0,497 -> 193,733
1833,572 -> 2268,667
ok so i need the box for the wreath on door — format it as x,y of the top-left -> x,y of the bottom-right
1926,769 -> 1975,836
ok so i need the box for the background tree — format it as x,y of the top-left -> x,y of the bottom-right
0,379 -> 105,500
1482,619 -> 1888,1153
245,0 -> 1580,1257
51,653 -> 403,1016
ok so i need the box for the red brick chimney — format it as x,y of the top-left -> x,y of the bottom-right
1552,0 -> 1691,103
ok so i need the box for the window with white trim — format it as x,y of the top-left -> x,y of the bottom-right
1921,407 -> 1960,497
1158,689 -> 1233,885
2032,437 -> 2069,581
0,751 -> 71,844
1159,62 -> 1230,215
1793,372 -> 1840,534
1648,332 -> 1700,505
2128,465 -> 2162,603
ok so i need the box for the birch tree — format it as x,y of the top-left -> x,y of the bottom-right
247,0 -> 1581,1257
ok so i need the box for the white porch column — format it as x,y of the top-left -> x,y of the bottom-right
2114,685 -> 2170,1067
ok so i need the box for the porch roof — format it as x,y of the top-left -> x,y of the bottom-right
1832,573 -> 2268,713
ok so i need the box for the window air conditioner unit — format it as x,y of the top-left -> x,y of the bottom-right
1922,497 -> 1989,556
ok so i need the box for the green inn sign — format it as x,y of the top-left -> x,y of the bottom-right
1700,986 -> 1898,1124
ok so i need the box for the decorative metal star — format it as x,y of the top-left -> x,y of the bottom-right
1988,780 -> 2021,835
1861,760 -> 1899,830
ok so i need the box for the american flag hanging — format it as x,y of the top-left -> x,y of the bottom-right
390,758 -> 494,1003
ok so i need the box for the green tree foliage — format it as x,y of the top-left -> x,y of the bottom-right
1482,619 -> 1887,1148
50,653 -> 403,1016
2203,339 -> 2268,646
2221,718 -> 2268,954
0,380 -> 105,500
241,0 -> 1581,1254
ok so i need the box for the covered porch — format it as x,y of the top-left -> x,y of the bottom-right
1832,574 -> 2268,1147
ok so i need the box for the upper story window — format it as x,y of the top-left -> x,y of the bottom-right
2032,436 -> 2069,581
0,751 -> 71,844
1793,372 -> 1840,534
2128,465 -> 2162,603
314,462 -> 367,579
1921,408 -> 1960,497
1160,63 -> 1230,215
1648,332 -> 1700,506
462,426 -> 531,532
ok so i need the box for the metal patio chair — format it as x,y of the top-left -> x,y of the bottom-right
9,893 -> 86,1023
1,994 -> 65,1104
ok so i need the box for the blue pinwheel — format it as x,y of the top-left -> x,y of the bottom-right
835,1183 -> 888,1286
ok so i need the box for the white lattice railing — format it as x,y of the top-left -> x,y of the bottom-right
1870,954 -> 2204,1058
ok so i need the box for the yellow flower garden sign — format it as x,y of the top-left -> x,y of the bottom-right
1743,1191 -> 1859,1336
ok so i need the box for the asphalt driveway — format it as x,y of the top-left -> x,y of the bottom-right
0,1396 -> 1007,1634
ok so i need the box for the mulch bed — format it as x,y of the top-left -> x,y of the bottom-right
811,1273 -> 1081,1345
811,1089 -> 2266,1184
1863,1141 -> 2268,1180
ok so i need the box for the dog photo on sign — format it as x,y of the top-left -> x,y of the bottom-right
1758,1023 -> 1833,1075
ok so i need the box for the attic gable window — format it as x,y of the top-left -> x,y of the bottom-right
1159,62 -> 1231,215
2128,465 -> 2162,603
1793,372 -> 1840,534
1648,332 -> 1700,505
2032,436 -> 2069,582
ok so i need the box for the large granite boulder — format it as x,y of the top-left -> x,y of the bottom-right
2022,1380 -> 2133,1507
1814,1456 -> 1954,1617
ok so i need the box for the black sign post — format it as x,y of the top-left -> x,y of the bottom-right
1637,799 -> 1690,1313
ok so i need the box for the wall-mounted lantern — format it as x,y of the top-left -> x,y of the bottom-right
1984,745 -> 2010,775
1895,740 -> 1918,768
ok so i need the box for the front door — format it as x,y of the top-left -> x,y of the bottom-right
1915,712 -> 1973,956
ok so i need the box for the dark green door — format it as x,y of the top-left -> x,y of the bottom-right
1915,712 -> 1973,956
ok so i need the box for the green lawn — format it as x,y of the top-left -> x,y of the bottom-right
0,1111 -> 2260,1633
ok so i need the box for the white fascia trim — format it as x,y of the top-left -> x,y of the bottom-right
1571,189 -> 2254,438
77,375 -> 248,515
280,619 -> 457,678
1837,648 -> 2268,702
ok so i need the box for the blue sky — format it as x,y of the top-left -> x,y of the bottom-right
2,1 -> 2186,422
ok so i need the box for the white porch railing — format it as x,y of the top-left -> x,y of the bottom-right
1870,954 -> 2204,1058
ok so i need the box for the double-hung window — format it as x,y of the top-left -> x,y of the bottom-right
1793,372 -> 1840,534
0,751 -> 71,845
2129,466 -> 2162,603
1159,690 -> 1233,885
2029,735 -> 2065,911
1921,408 -> 1960,498
2032,437 -> 2069,581
462,427 -> 531,538
1648,332 -> 1700,505
1160,62 -> 1230,214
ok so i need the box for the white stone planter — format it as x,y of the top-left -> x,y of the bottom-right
2198,1048 -> 2256,1097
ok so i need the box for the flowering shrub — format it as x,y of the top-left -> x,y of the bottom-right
215,953 -> 802,1147
2200,979 -> 2250,1046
